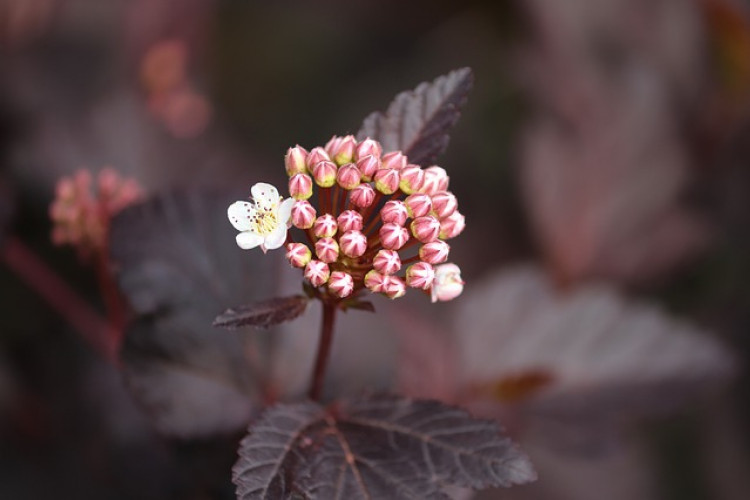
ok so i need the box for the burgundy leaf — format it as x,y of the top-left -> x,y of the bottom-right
233,394 -> 535,500
452,265 -> 736,453
110,190 -> 276,437
213,295 -> 309,330
357,68 -> 474,167
517,1 -> 710,286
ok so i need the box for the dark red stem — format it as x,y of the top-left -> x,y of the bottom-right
308,301 -> 337,401
1,236 -> 119,364
94,248 -> 128,344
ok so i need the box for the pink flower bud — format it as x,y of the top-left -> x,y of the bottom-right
405,262 -> 435,289
113,180 -> 143,210
379,222 -> 409,250
337,210 -> 363,232
326,135 -> 356,165
286,242 -> 312,268
381,151 -> 407,170
373,249 -> 401,275
431,191 -> 458,219
374,168 -> 400,195
285,145 -> 308,176
98,168 -> 120,198
289,173 -> 313,200
339,230 -> 367,258
336,163 -> 361,190
398,165 -> 424,194
356,155 -> 380,182
305,147 -> 330,169
328,271 -> 354,298
431,263 -> 464,302
304,260 -> 330,287
383,275 -> 406,299
291,200 -> 316,229
419,240 -> 450,264
404,193 -> 432,218
437,175 -> 450,193
325,135 -> 342,156
421,166 -> 449,196
364,270 -> 387,292
56,178 -> 76,200
355,138 -> 382,161
380,200 -> 408,226
312,213 -> 337,238
312,160 -> 337,188
439,211 -> 465,240
315,237 -> 339,263
349,184 -> 375,208
74,170 -> 92,192
410,215 -> 441,243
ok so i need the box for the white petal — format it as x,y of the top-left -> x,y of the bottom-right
435,282 -> 464,302
251,183 -> 280,210
277,198 -> 294,227
236,231 -> 263,249
228,201 -> 256,231
263,224 -> 288,251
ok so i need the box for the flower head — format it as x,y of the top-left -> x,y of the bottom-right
228,182 -> 294,253
230,136 -> 466,303
50,168 -> 143,257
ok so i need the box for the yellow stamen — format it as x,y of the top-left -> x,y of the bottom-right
252,208 -> 278,236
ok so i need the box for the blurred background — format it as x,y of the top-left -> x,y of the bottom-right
1,0 -> 750,498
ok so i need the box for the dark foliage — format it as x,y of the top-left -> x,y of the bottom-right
357,67 -> 474,167
110,190 -> 276,437
214,295 -> 309,330
233,394 -> 535,500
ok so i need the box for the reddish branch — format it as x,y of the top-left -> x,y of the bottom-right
1,236 -> 120,364
308,301 -> 337,401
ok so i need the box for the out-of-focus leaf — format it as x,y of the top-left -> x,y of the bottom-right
455,266 -> 735,432
474,435 -> 659,500
394,305 -> 459,402
233,394 -> 535,500
213,295 -> 308,330
518,0 -> 710,286
357,68 -> 473,166
111,190 -> 279,438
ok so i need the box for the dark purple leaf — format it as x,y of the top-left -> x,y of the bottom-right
233,394 -> 535,500
214,295 -> 308,330
111,190 -> 279,437
452,266 -> 736,454
357,68 -> 474,166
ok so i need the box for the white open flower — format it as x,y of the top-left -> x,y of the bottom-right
431,263 -> 465,302
228,182 -> 294,253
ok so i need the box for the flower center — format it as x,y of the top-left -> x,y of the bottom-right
252,207 -> 278,236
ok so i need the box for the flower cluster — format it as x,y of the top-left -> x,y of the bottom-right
50,168 -> 143,256
228,136 -> 465,302
140,39 -> 212,139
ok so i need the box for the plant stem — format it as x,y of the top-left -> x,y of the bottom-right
1,236 -> 119,364
308,301 -> 337,401
94,248 -> 127,344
